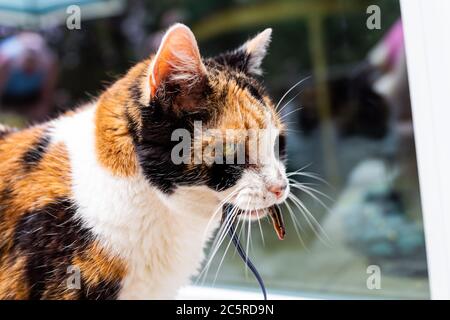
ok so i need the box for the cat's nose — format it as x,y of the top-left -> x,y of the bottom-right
267,182 -> 287,199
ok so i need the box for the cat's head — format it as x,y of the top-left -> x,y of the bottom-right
129,24 -> 289,218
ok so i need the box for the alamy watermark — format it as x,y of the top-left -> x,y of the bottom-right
366,5 -> 381,30
66,265 -> 81,290
366,265 -> 382,290
170,121 -> 281,165
66,5 -> 81,30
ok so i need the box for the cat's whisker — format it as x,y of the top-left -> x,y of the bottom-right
287,194 -> 326,245
198,229 -> 232,284
287,163 -> 313,175
202,187 -> 243,243
275,76 -> 311,111
287,193 -> 332,247
282,127 -> 301,134
200,207 -> 235,267
287,171 -> 331,188
276,91 -> 302,116
294,181 -> 332,198
289,181 -> 333,209
279,106 -> 304,121
212,197 -> 250,285
198,187 -> 250,284
230,206 -> 245,264
211,195 -> 242,249
242,198 -> 252,279
293,185 -> 334,208
283,201 -> 308,250
234,199 -> 249,258
206,205 -> 238,258
212,208 -> 242,285
245,206 -> 252,278
256,209 -> 265,246
196,196 -> 241,285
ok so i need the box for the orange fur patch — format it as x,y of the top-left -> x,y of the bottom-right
39,242 -> 126,300
0,256 -> 29,299
0,131 -> 73,298
191,75 -> 283,166
72,242 -> 126,290
94,61 -> 151,177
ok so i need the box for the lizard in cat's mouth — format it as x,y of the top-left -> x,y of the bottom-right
222,204 -> 285,240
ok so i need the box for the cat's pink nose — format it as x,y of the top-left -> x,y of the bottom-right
267,183 -> 287,199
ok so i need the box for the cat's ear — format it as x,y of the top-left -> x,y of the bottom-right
149,23 -> 207,97
240,28 -> 272,75
216,28 -> 272,76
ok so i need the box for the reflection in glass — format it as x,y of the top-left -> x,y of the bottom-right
202,0 -> 428,299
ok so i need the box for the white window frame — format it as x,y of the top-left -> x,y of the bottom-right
401,0 -> 450,300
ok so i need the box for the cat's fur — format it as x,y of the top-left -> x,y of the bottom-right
0,24 -> 288,299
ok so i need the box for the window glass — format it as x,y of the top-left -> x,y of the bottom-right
199,0 -> 429,299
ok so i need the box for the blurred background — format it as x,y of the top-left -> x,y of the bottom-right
0,0 -> 428,299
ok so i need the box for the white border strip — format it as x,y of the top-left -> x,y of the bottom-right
177,286 -> 303,300
401,0 -> 450,300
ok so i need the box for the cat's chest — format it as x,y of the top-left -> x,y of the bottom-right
76,176 -> 216,299
117,205 -> 215,299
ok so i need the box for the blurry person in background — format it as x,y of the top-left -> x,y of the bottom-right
0,32 -> 58,122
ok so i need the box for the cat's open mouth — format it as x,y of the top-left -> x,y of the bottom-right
239,208 -> 269,220
223,204 -> 285,240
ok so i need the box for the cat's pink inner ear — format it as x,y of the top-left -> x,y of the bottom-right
150,23 -> 206,97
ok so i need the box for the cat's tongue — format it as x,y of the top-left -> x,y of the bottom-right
268,206 -> 285,240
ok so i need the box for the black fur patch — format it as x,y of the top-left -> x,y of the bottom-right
128,69 -> 147,108
235,76 -> 266,104
214,50 -> 250,74
132,99 -> 203,193
12,198 -> 122,300
21,133 -> 51,170
129,57 -> 267,194
134,110 -> 246,193
207,164 -> 244,191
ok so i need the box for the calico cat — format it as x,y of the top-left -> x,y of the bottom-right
0,24 -> 289,299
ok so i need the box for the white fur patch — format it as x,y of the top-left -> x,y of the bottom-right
51,106 -> 220,299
